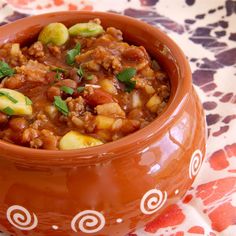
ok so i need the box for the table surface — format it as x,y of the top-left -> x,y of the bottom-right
0,0 -> 235,235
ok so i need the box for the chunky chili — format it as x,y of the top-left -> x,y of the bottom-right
0,19 -> 170,150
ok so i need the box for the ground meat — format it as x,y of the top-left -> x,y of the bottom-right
83,111 -> 96,133
0,43 -> 27,66
106,27 -> 123,41
134,76 -> 152,90
30,114 -> 48,130
22,128 -> 40,144
28,41 -> 45,58
47,44 -> 61,58
75,49 -> 93,63
89,18 -> 101,25
30,138 -> 43,149
0,19 -> 170,150
16,60 -> 49,83
83,60 -> 101,71
67,96 -> 85,116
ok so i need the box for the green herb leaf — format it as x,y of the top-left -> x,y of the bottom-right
77,86 -> 85,93
51,67 -> 66,80
0,91 -> 18,103
51,67 -> 66,73
75,43 -> 81,51
77,66 -> 84,77
25,96 -> 32,105
54,96 -> 69,116
0,61 -> 15,79
60,86 -> 74,95
116,68 -> 136,92
86,75 -> 94,80
55,72 -> 61,80
66,43 -> 81,65
66,50 -> 78,65
2,106 -> 14,116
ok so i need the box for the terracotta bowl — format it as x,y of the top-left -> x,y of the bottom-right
0,11 -> 206,236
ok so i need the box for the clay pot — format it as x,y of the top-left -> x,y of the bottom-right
0,11 -> 206,236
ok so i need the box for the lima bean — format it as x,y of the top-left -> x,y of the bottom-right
59,131 -> 103,150
0,88 -> 32,116
69,22 -> 104,37
38,23 -> 69,46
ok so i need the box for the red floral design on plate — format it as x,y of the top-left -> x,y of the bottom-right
145,204 -> 185,233
196,177 -> 236,232
208,202 -> 236,232
209,143 -> 236,170
196,177 -> 236,205
188,226 -> 205,234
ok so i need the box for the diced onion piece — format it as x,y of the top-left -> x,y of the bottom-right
0,88 -> 32,116
100,79 -> 117,95
68,22 -> 104,37
85,84 -> 101,89
96,102 -> 125,118
95,115 -> 115,129
38,23 -> 69,46
146,94 -> 161,113
10,43 -> 20,56
112,118 -> 123,131
145,85 -> 155,95
59,131 -> 103,150
132,91 -> 142,108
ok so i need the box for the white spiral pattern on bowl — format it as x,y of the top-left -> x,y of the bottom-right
6,205 -> 38,230
140,189 -> 167,215
189,149 -> 203,179
71,210 -> 105,234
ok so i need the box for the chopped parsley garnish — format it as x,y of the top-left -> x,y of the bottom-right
51,67 -> 66,80
2,106 -> 14,116
0,91 -> 18,103
60,86 -> 74,95
55,72 -> 61,80
86,75 -> 94,80
77,86 -> 85,93
51,67 -> 66,73
116,68 -> 136,92
66,43 -> 81,65
0,61 -> 15,79
25,96 -> 32,105
77,66 -> 84,77
54,96 -> 69,116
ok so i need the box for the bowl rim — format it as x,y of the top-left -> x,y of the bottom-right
0,11 -> 192,165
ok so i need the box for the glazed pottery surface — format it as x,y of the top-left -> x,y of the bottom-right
0,12 -> 206,236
